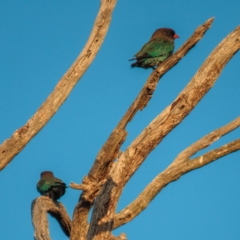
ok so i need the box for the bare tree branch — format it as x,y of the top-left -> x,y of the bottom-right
174,116 -> 240,164
0,0 -> 117,170
81,17 -> 214,199
87,178 -> 117,240
113,117 -> 240,228
71,18 -> 214,240
70,198 -> 93,240
87,25 -> 240,239
116,25 -> 240,188
31,196 -> 71,240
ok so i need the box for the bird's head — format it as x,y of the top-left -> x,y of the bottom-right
151,28 -> 179,41
40,171 -> 54,178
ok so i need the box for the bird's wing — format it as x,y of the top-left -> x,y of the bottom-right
53,178 -> 67,188
37,179 -> 51,193
135,39 -> 174,59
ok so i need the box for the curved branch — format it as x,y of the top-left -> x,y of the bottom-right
31,196 -> 71,239
0,0 -> 117,170
84,17 -> 214,192
113,117 -> 240,228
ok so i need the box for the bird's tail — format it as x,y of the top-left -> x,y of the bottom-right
129,57 -> 136,61
130,59 -> 145,68
130,61 -> 139,68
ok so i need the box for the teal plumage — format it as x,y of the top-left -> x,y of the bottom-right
37,171 -> 67,201
130,28 -> 179,69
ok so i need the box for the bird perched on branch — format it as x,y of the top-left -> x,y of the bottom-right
130,28 -> 179,69
37,171 -> 67,201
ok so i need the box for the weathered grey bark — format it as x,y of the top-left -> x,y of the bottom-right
87,26 -> 240,240
0,0 -> 117,170
32,196 -> 71,240
113,117 -> 240,228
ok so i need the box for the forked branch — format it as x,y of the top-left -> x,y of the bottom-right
81,17 -> 214,198
114,25 -> 240,188
113,117 -> 240,228
73,18 -> 214,240
87,25 -> 240,239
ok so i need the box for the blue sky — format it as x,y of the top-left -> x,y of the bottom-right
0,1 -> 240,239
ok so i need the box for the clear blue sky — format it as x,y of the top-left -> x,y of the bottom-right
0,1 -> 240,239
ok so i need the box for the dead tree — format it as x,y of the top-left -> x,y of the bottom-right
0,0 -> 240,239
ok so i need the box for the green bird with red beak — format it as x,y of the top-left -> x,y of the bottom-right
130,28 -> 179,69
37,171 -> 67,201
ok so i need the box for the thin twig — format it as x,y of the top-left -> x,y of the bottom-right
174,116 -> 240,164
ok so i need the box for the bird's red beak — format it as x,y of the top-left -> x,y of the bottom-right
173,34 -> 180,39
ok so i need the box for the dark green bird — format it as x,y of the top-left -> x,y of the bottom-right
130,28 -> 179,69
37,171 -> 67,201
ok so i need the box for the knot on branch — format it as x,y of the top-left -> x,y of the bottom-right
70,176 -> 107,202
97,8 -> 111,27
15,123 -> 29,136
